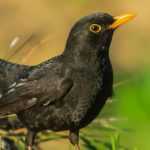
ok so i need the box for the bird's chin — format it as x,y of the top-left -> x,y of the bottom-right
98,30 -> 114,52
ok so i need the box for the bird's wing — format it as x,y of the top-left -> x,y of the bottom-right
0,65 -> 73,115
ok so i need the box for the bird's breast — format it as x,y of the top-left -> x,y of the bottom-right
68,65 -> 113,129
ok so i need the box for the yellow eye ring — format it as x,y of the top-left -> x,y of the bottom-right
90,24 -> 102,33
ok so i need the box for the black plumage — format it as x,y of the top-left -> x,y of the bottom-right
0,12 -> 134,149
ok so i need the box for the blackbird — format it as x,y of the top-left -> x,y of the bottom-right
0,12 -> 135,150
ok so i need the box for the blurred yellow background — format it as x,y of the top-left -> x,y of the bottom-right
0,0 -> 149,72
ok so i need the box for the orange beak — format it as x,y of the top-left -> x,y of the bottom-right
109,14 -> 136,29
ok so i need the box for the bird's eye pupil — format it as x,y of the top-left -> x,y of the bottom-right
90,24 -> 101,33
91,25 -> 98,31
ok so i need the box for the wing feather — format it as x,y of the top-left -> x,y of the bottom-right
0,62 -> 73,115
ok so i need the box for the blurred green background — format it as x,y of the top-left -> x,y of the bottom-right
0,0 -> 150,150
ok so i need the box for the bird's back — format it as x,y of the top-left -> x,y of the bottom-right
0,59 -> 30,94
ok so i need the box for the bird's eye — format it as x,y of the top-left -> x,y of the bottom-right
89,24 -> 102,34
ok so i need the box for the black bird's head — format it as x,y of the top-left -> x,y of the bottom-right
64,12 -> 135,65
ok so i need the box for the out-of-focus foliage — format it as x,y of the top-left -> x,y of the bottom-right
116,71 -> 150,150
